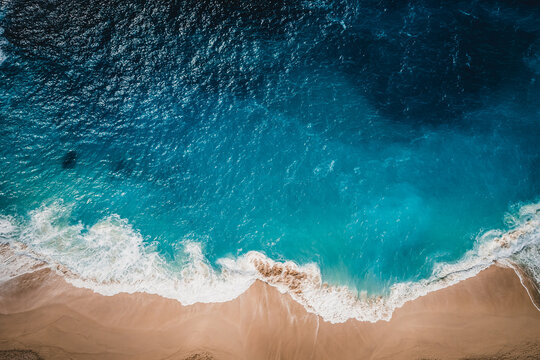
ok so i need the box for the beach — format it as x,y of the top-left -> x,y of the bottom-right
1,263 -> 539,360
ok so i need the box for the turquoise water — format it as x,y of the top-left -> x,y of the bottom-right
0,0 -> 539,316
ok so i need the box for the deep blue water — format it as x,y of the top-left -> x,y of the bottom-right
0,0 -> 539,295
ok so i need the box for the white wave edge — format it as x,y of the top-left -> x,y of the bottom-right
0,202 -> 539,323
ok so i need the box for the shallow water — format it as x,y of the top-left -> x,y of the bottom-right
0,0 -> 539,320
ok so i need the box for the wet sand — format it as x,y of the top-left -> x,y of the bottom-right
0,264 -> 539,360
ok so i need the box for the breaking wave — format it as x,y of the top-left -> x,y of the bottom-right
1,201 -> 539,323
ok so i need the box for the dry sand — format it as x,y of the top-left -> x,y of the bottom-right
0,264 -> 539,360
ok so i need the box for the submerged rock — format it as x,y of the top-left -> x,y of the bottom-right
62,150 -> 77,169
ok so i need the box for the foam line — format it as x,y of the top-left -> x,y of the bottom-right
1,202 -> 539,323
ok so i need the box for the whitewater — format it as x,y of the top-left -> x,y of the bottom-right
1,201 -> 539,323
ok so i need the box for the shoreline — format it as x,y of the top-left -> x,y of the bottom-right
1,263 -> 540,359
1,201 -> 538,325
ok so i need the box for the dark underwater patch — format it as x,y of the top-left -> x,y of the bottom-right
62,150 -> 77,169
316,1 -> 539,123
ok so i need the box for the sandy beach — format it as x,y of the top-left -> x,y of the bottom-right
0,262 -> 539,360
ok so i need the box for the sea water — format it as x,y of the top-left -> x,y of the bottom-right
0,0 -> 539,322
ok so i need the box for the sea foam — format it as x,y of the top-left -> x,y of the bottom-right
0,201 -> 539,323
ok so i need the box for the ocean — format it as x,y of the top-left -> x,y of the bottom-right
0,0 -> 539,322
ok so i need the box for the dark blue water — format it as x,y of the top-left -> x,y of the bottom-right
0,0 -> 539,299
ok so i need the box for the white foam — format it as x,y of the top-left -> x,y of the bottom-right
1,201 -> 539,323
0,204 -> 256,304
0,217 -> 48,282
239,201 -> 540,322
